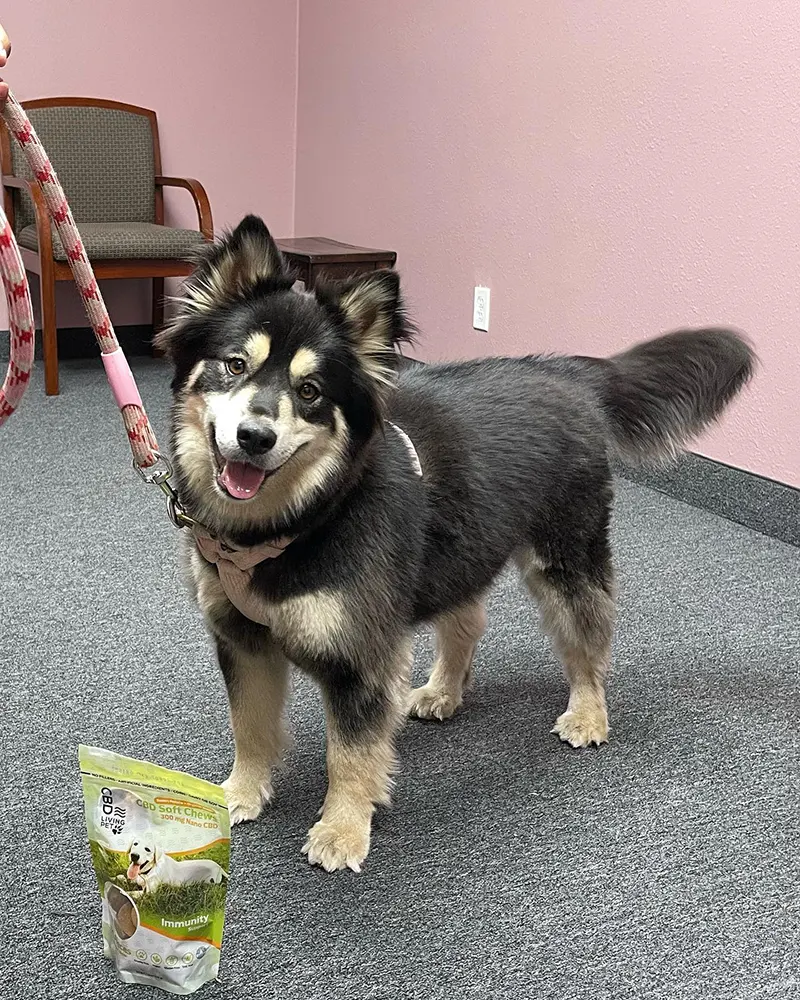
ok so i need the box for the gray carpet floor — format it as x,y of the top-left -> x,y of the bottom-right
1,358 -> 799,1000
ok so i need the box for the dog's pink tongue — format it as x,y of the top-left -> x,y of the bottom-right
127,863 -> 141,881
219,460 -> 267,500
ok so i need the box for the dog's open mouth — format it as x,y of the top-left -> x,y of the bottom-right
218,456 -> 267,500
210,426 -> 297,501
126,858 -> 153,880
209,434 -> 267,500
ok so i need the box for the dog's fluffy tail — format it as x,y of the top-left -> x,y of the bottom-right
583,328 -> 755,466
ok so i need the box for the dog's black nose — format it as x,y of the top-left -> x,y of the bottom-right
130,853 -> 139,863
237,421 -> 277,456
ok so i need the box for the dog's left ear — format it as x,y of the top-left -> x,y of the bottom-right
322,269 -> 412,388
204,214 -> 289,299
195,215 -> 288,306
155,215 -> 291,357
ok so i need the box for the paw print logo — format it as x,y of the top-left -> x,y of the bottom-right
110,806 -> 126,836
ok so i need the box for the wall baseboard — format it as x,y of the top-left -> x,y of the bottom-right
0,325 -> 156,361
620,453 -> 799,548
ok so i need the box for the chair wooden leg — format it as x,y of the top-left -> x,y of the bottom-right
40,263 -> 59,397
152,277 -> 165,357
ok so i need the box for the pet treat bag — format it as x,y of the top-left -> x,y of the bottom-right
79,745 -> 231,995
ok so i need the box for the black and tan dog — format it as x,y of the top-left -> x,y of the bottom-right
156,215 -> 754,872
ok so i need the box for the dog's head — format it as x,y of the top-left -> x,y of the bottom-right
127,837 -> 158,881
156,216 -> 412,530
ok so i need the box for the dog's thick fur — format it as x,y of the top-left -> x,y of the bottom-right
157,215 -> 755,872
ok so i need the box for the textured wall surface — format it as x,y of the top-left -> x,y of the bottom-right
295,1 -> 800,486
4,2 -> 797,484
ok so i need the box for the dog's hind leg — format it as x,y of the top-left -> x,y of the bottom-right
407,599 -> 487,721
217,637 -> 291,824
515,547 -> 616,748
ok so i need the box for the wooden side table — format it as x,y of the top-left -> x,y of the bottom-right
275,236 -> 397,290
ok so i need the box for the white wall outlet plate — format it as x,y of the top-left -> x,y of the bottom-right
473,286 -> 490,332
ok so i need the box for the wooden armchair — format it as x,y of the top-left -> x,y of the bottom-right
0,97 -> 213,395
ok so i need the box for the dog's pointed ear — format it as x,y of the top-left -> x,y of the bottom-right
321,269 -> 413,389
155,215 -> 291,357
209,214 -> 288,295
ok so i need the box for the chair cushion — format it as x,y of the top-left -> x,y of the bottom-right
18,222 -> 205,261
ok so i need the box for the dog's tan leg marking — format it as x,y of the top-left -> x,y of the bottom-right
220,641 -> 291,824
516,548 -> 615,748
302,641 -> 411,872
407,599 -> 487,721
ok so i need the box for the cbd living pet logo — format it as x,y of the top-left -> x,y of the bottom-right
99,787 -> 127,836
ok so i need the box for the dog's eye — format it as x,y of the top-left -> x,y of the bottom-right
297,382 -> 319,402
226,357 -> 246,376
145,848 -> 151,853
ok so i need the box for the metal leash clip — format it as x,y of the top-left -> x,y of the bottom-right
134,451 -> 198,530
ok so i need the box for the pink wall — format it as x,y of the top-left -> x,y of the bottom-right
5,2 -> 798,485
2,0 -> 298,329
295,1 -> 800,487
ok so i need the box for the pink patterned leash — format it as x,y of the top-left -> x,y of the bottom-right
0,89 -> 161,471
0,191 -> 33,422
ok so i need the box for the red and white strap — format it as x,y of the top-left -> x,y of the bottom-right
0,89 -> 159,469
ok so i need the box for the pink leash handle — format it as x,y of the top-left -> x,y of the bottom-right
0,89 -> 159,468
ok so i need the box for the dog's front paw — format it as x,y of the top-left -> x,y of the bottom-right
551,708 -> 609,748
407,683 -> 461,721
222,770 -> 273,825
301,817 -> 369,873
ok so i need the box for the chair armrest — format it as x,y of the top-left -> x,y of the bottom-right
2,175 -> 55,261
155,176 -> 213,240
2,175 -> 33,192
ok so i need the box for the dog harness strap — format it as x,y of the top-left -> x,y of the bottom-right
195,532 -> 292,570
194,530 -> 293,626
387,422 -> 423,477
193,428 -> 419,626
